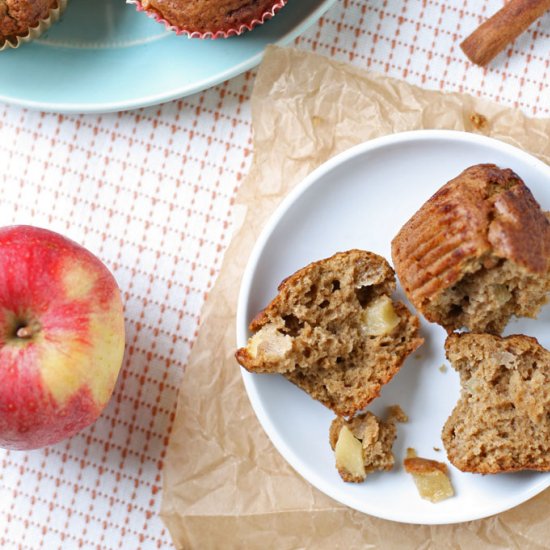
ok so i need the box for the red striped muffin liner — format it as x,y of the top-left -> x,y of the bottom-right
127,0 -> 288,40
0,0 -> 68,51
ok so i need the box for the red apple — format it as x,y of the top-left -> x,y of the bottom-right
0,226 -> 125,450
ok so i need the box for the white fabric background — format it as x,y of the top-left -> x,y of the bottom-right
0,1 -> 548,548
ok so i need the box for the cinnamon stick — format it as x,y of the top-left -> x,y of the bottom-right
460,0 -> 550,66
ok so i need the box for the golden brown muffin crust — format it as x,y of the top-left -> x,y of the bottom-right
391,164 -> 550,333
141,0 -> 281,34
0,0 -> 56,42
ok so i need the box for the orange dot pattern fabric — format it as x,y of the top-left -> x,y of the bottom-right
0,1 -> 548,548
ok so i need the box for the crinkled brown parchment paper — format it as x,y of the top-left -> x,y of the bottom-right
161,46 -> 550,549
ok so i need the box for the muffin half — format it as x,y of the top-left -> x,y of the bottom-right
392,164 -> 550,334
236,250 -> 423,416
442,332 -> 550,473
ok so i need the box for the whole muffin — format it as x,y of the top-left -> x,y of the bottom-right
0,0 -> 57,44
137,0 -> 288,38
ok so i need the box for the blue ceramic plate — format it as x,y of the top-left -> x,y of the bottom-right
0,0 -> 336,113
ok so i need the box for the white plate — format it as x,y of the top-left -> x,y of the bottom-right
236,130 -> 550,525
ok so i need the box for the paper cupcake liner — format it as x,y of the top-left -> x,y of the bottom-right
128,0 -> 288,40
0,0 -> 68,51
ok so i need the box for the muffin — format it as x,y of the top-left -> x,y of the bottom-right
442,332 -> 550,474
132,0 -> 288,39
330,412 -> 397,483
392,164 -> 550,334
0,0 -> 65,49
235,250 -> 423,417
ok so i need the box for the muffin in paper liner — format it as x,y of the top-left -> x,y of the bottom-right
0,0 -> 68,51
128,0 -> 288,40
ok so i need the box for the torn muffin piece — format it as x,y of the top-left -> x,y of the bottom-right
404,449 -> 454,503
442,332 -> 550,474
236,250 -> 423,416
329,412 -> 396,483
392,164 -> 550,334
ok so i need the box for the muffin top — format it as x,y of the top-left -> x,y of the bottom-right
141,0 -> 282,34
0,0 -> 57,42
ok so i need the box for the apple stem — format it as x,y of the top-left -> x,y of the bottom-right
16,326 -> 35,339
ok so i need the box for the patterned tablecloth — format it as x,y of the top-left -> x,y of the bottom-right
0,1 -> 548,548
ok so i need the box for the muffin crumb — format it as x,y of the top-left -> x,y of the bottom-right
470,112 -> 488,130
387,404 -> 408,423
330,412 -> 396,483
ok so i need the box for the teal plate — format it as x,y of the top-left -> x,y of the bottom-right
0,0 -> 336,113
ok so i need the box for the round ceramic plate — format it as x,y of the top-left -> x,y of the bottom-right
0,0 -> 335,113
236,130 -> 550,525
